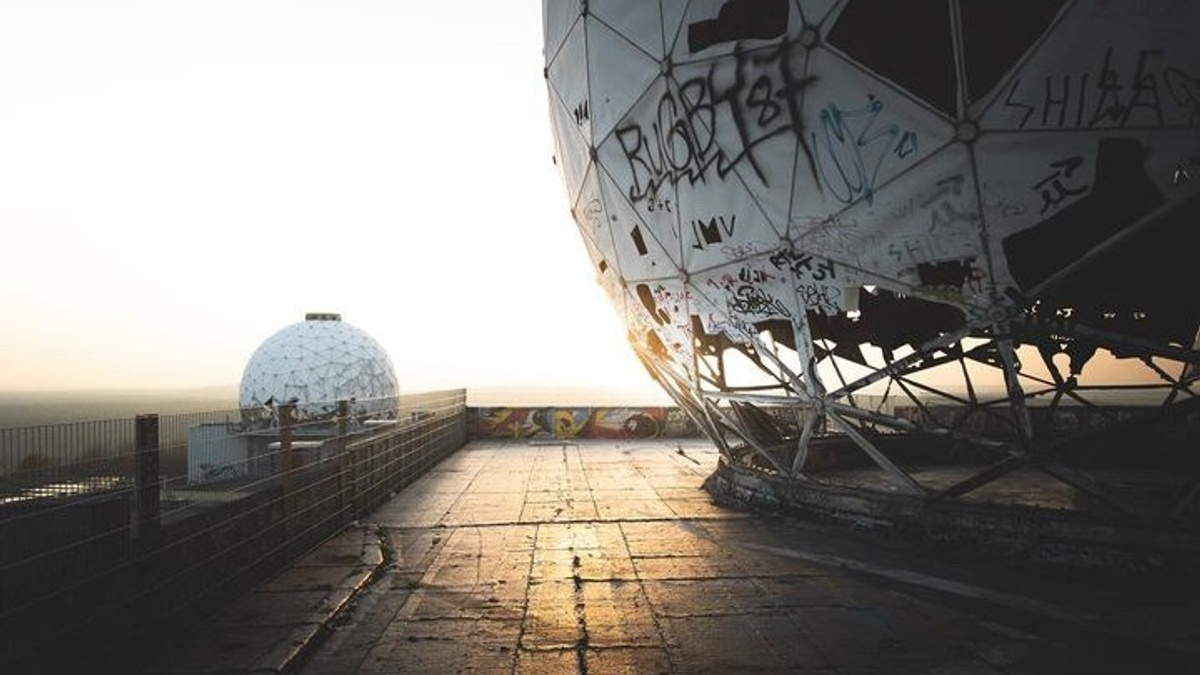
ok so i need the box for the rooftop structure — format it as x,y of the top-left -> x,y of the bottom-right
239,313 -> 399,425
543,0 -> 1200,521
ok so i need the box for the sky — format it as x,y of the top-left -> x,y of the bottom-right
0,1 -> 667,398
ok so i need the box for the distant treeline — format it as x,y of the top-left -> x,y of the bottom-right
0,387 -> 238,429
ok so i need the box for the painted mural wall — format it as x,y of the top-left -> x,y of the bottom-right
470,407 -> 700,440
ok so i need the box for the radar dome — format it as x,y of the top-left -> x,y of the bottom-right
239,313 -> 399,423
543,1 -> 1199,501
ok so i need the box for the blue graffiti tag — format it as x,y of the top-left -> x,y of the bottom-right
811,97 -> 917,205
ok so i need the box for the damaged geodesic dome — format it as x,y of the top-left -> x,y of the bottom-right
543,0 -> 1199,514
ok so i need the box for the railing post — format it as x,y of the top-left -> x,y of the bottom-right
336,400 -> 350,521
278,402 -> 295,547
133,414 -> 161,545
279,402 -> 295,495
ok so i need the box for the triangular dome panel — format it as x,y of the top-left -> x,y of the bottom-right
543,0 -> 584,66
548,90 -> 594,211
675,169 -> 784,275
586,17 -> 662,145
571,162 -> 622,282
576,220 -> 629,320
659,0 -> 691,59
596,163 -> 682,282
589,0 -> 667,61
547,18 -> 593,143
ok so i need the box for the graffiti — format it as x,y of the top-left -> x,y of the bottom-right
613,37 -> 815,206
811,96 -> 919,205
636,283 -> 671,325
885,174 -> 978,233
1003,47 -> 1200,129
198,462 -> 244,482
581,199 -> 603,228
1164,67 -> 1200,125
928,200 -> 979,233
665,408 -> 694,436
636,283 -> 691,337
769,249 -> 837,282
719,239 -> 774,260
702,310 -> 758,342
471,407 -> 699,440
1091,48 -> 1165,127
1033,156 -> 1088,214
792,217 -> 866,264
888,234 -> 971,265
691,215 -> 737,249
704,272 -> 734,290
738,266 -> 775,284
729,284 -> 792,317
590,408 -> 662,438
796,282 -> 841,314
702,268 -> 787,317
981,183 -> 1028,217
573,99 -> 590,126
553,409 -> 592,437
474,408 -> 555,439
888,175 -> 958,218
646,194 -> 673,213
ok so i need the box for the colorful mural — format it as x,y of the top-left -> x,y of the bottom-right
470,407 -> 699,440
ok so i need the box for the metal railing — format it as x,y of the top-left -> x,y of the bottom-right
0,389 -> 467,672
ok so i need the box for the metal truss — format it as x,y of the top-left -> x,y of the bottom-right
636,308 -> 1200,523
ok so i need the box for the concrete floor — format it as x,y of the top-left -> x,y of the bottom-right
154,439 -> 1199,674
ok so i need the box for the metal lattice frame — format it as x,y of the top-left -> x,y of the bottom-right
544,1 -> 1200,522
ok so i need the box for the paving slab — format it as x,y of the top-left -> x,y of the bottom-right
149,439 -> 1200,674
145,525 -> 382,674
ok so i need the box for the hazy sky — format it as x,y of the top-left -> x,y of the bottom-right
0,1 -> 663,396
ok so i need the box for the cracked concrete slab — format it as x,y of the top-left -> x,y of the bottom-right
151,439 -> 1200,674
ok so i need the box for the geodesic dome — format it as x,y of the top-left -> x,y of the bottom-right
239,313 -> 399,424
543,1 -> 1200,516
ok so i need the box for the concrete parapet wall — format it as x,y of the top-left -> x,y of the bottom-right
469,406 -> 701,440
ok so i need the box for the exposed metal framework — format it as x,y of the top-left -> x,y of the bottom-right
543,0 -> 1200,523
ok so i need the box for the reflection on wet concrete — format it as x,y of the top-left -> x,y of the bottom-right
282,439 -> 1194,674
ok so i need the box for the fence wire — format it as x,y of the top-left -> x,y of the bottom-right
0,389 -> 467,672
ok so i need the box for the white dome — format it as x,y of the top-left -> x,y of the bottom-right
239,313 -> 399,422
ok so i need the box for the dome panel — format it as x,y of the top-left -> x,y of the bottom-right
586,15 -> 661,145
589,0 -> 666,61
